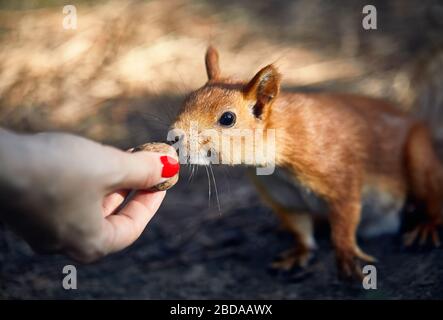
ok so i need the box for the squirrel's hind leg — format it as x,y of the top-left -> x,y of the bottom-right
403,124 -> 443,247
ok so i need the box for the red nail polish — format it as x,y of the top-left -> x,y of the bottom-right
160,156 -> 180,178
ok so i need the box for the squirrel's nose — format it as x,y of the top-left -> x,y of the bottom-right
167,129 -> 185,145
167,134 -> 184,144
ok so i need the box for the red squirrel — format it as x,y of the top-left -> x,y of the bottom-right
170,46 -> 443,279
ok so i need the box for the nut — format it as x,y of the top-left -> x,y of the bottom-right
131,142 -> 179,191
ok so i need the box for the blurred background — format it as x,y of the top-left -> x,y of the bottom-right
1,0 -> 443,299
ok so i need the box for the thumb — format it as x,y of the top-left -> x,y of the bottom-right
111,150 -> 179,190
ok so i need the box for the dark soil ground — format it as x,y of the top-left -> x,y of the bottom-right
1,166 -> 443,299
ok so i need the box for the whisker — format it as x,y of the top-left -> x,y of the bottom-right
144,84 -> 181,124
137,111 -> 171,127
186,163 -> 191,177
164,103 -> 178,123
188,164 -> 196,183
205,165 -> 211,208
209,164 -> 221,214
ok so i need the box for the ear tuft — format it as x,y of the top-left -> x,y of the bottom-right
205,46 -> 220,81
244,65 -> 281,119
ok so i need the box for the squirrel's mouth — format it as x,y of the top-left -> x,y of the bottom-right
188,151 -> 212,166
196,145 -> 219,165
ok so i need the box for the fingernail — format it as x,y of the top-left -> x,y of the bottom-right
160,156 -> 180,178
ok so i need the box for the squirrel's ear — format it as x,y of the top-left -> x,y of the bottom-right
205,46 -> 220,81
243,65 -> 281,119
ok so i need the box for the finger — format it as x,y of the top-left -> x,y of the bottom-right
110,150 -> 179,191
102,190 -> 128,217
102,191 -> 166,253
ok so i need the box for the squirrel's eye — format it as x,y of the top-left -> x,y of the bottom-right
218,111 -> 236,127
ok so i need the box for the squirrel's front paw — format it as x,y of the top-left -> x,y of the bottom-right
336,246 -> 376,281
270,246 -> 314,271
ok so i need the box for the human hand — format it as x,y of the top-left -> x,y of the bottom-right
0,130 -> 179,262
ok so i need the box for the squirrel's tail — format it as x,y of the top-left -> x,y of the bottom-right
410,48 -> 443,143
407,48 -> 443,197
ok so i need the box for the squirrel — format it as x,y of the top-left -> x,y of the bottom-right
169,46 -> 443,280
